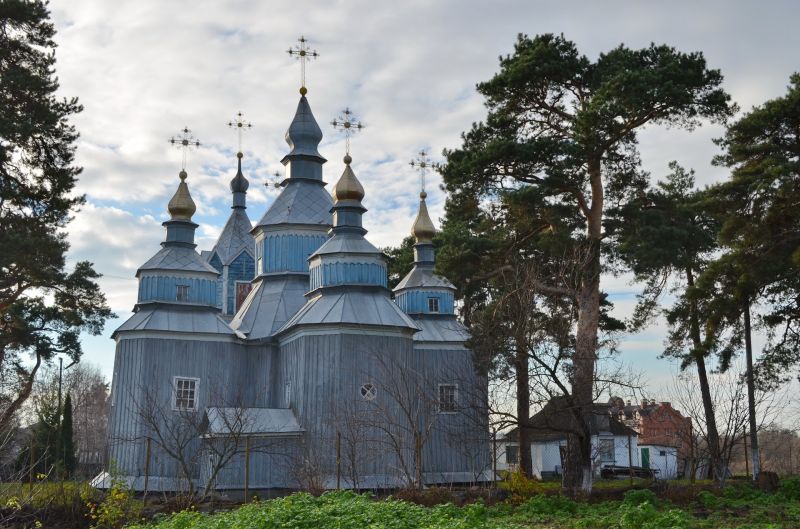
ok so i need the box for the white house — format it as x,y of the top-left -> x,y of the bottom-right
496,397 -> 640,479
639,444 -> 678,479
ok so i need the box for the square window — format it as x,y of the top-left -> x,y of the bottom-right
598,438 -> 615,461
173,377 -> 198,411
438,384 -> 457,413
506,444 -> 519,464
428,297 -> 440,313
176,285 -> 190,302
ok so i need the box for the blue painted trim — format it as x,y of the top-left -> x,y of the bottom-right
261,234 -> 327,273
138,275 -> 218,305
309,261 -> 388,289
395,290 -> 454,315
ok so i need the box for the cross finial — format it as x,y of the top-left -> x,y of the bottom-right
227,111 -> 252,155
331,107 -> 364,159
409,149 -> 439,195
287,35 -> 319,94
168,127 -> 201,172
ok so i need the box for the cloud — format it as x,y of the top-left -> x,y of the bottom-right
49,0 -> 800,395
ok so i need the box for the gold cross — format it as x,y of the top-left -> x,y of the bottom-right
227,111 -> 252,154
287,35 -> 319,93
331,107 -> 364,156
168,127 -> 201,171
409,149 -> 439,194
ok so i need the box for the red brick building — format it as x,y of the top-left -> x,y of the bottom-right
607,398 -> 693,475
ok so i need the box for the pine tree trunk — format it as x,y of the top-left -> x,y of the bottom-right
685,267 -> 725,485
743,300 -> 760,480
515,339 -> 533,478
564,162 -> 603,496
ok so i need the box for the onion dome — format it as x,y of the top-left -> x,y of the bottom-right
230,152 -> 249,193
167,170 -> 196,220
284,95 -> 325,161
411,191 -> 435,243
332,155 -> 364,202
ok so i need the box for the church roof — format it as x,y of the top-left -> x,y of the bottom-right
277,290 -> 419,333
394,265 -> 455,291
138,246 -> 219,276
113,305 -> 235,338
203,407 -> 303,437
229,276 -> 310,341
311,234 -> 381,257
255,179 -> 333,227
208,208 -> 253,266
410,316 -> 469,343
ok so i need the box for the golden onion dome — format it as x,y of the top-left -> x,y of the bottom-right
167,170 -> 196,220
332,155 -> 365,202
411,191 -> 436,243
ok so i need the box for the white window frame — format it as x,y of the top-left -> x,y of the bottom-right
427,296 -> 440,313
176,284 -> 190,302
438,383 -> 458,413
172,376 -> 199,411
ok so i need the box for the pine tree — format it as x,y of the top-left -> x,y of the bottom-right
441,34 -> 734,493
0,1 -> 112,430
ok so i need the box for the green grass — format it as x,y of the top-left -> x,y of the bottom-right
125,484 -> 800,529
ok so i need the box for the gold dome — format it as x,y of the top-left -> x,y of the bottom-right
167,170 -> 196,220
332,158 -> 365,202
411,191 -> 436,243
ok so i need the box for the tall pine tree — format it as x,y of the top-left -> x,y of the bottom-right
441,34 -> 733,493
0,1 -> 112,430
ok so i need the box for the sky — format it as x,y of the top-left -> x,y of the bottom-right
49,0 -> 800,399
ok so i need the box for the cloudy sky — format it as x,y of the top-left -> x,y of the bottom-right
50,0 -> 800,396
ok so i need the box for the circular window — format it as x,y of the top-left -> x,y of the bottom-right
360,383 -> 377,401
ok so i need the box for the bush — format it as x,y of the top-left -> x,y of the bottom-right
618,502 -> 691,529
497,468 -> 544,500
696,490 -> 720,509
83,474 -> 142,528
516,494 -> 578,517
623,488 -> 658,507
779,476 -> 800,501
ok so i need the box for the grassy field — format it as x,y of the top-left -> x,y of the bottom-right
126,482 -> 800,529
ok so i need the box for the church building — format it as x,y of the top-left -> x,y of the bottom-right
104,77 -> 489,492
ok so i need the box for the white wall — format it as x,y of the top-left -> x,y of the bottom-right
641,444 -> 678,479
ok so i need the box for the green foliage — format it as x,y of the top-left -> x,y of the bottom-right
623,488 -> 659,507
779,475 -> 800,501
383,235 -> 415,289
61,392 -> 76,477
711,73 -> 800,387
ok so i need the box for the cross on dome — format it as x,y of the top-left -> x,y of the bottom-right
227,111 -> 252,155
409,149 -> 440,197
168,126 -> 201,172
331,107 -> 364,160
287,35 -> 319,95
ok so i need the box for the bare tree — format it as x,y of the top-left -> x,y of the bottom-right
123,378 -> 280,501
668,360 -> 786,484
360,353 -> 440,489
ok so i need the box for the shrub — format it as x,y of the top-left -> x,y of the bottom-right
83,474 -> 142,528
623,488 -> 658,507
779,475 -> 800,501
696,490 -> 720,509
497,468 -> 544,500
516,494 -> 578,518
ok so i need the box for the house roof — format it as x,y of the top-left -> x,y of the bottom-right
208,208 -> 253,266
203,407 -> 303,437
228,276 -> 310,341
138,245 -> 220,277
113,305 -> 236,338
504,397 -> 638,442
